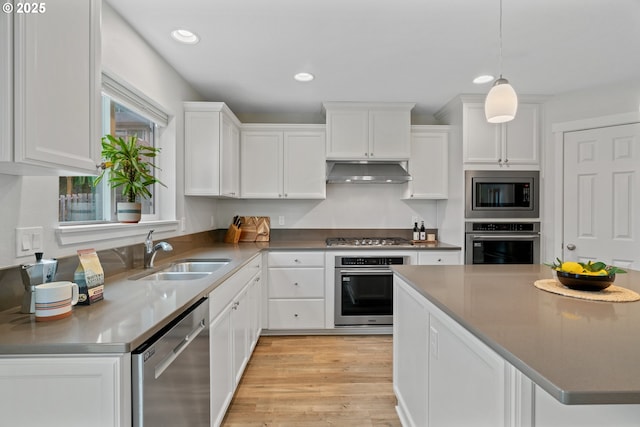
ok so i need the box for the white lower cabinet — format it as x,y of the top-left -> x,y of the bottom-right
267,251 -> 325,330
0,354 -> 130,427
209,254 -> 262,427
393,278 -> 429,427
428,314 -> 506,427
394,275 -> 640,427
395,276 -> 506,427
417,250 -> 461,265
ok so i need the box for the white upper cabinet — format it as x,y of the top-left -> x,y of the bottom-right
184,102 -> 241,197
0,0 -> 101,175
241,125 -> 326,199
405,126 -> 450,199
463,101 -> 541,169
324,102 -> 414,160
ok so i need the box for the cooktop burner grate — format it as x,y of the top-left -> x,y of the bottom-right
326,237 -> 413,247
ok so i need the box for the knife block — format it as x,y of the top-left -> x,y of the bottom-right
224,224 -> 241,244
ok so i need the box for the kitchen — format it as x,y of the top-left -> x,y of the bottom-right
1,0 -> 640,426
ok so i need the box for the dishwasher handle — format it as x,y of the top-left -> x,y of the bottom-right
154,318 -> 206,379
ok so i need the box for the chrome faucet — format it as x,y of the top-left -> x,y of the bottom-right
144,230 -> 173,268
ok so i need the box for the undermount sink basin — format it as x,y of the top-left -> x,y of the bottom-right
166,259 -> 231,273
137,271 -> 212,281
130,258 -> 231,281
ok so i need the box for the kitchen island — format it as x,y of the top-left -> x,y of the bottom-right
392,264 -> 640,427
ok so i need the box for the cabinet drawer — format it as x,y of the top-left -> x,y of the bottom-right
417,251 -> 461,265
268,252 -> 324,267
268,300 -> 325,329
268,268 -> 324,298
210,254 -> 262,320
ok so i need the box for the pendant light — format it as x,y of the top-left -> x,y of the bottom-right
484,0 -> 518,123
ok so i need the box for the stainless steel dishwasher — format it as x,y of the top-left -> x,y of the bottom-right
132,297 -> 210,426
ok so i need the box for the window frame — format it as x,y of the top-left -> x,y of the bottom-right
55,71 -> 177,245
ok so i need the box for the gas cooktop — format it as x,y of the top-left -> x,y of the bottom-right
325,237 -> 414,247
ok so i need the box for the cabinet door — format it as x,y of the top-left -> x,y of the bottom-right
0,9 -> 10,161
393,278 -> 429,427
463,103 -> 502,165
12,0 -> 100,174
241,131 -> 283,198
503,103 -> 540,166
407,130 -> 448,199
247,274 -> 262,352
210,306 -> 233,427
231,286 -> 250,386
417,250 -> 461,265
268,299 -> 325,329
326,109 -> 369,159
185,110 -> 221,195
283,131 -> 326,199
0,355 -> 128,427
220,112 -> 240,197
369,109 -> 411,160
268,268 -> 325,298
428,314 -> 506,427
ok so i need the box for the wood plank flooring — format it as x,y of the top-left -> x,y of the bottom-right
221,335 -> 401,427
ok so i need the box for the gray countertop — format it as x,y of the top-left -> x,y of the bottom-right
0,239 -> 460,355
392,264 -> 640,405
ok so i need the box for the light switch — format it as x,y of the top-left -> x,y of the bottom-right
16,226 -> 44,257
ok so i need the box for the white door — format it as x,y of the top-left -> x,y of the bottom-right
563,123 -> 640,270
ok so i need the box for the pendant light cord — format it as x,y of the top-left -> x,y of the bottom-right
498,0 -> 503,78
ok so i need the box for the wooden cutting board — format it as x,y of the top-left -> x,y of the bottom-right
239,216 -> 270,242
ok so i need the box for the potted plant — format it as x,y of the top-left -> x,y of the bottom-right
95,134 -> 165,223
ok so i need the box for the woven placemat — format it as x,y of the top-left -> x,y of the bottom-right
534,279 -> 640,302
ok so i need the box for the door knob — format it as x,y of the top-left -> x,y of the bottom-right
567,244 -> 576,250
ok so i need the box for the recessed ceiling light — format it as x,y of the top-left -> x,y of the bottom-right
473,75 -> 495,84
171,29 -> 199,44
294,72 -> 315,82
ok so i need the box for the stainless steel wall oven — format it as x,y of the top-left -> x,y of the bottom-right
465,222 -> 540,264
334,256 -> 408,326
465,170 -> 539,218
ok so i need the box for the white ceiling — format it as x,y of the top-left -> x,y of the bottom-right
106,0 -> 640,119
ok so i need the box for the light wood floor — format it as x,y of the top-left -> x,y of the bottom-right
221,335 -> 401,427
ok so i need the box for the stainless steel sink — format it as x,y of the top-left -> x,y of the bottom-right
166,259 -> 231,273
130,258 -> 231,281
138,271 -> 212,281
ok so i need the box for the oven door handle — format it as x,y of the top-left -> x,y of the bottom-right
470,234 -> 540,240
338,269 -> 393,275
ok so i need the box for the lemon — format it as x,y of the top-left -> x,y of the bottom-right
561,261 -> 585,274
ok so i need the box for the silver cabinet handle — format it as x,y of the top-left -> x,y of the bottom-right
567,244 -> 576,250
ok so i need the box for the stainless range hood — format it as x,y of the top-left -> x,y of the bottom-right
326,162 -> 412,184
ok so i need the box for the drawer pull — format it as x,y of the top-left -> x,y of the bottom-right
293,282 -> 299,286
294,313 -> 299,317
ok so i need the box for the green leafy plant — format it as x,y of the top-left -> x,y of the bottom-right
94,134 -> 166,203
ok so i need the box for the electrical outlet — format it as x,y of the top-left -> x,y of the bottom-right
278,216 -> 285,226
16,226 -> 44,257
181,217 -> 186,231
411,216 -> 419,226
210,215 -> 215,228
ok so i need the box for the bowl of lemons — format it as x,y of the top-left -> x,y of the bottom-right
546,259 -> 627,291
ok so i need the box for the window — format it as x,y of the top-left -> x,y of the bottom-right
59,72 -> 169,224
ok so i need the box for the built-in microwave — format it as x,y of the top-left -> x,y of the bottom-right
465,170 -> 539,218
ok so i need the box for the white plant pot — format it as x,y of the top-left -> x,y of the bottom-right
117,202 -> 141,223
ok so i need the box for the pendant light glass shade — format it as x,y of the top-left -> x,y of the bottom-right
485,0 -> 518,123
485,77 -> 518,123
